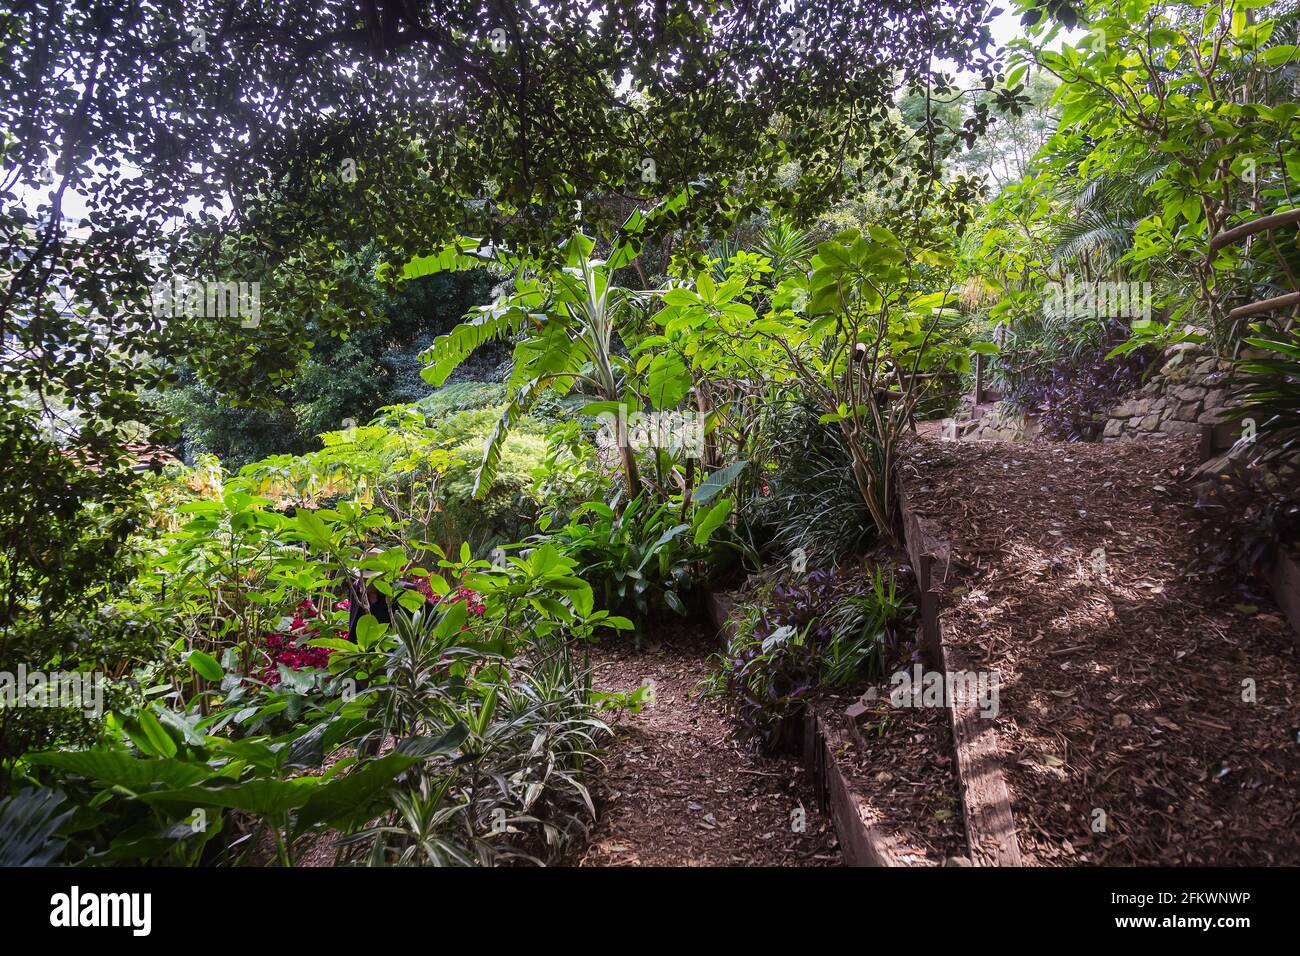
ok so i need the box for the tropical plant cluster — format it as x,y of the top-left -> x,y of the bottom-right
4,0 -> 1300,869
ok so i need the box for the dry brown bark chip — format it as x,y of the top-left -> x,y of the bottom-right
818,688 -> 968,865
899,435 -> 1300,865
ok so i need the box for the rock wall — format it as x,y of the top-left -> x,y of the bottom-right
938,345 -> 1240,445
963,403 -> 1041,442
1101,346 -> 1235,441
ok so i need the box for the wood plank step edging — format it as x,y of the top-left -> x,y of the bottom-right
1264,548 -> 1300,654
896,477 -> 1024,867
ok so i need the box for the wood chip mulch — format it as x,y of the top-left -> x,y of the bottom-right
817,688 -> 968,865
574,620 -> 840,867
900,434 -> 1300,865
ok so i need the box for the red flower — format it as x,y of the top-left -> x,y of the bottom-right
250,618 -> 338,686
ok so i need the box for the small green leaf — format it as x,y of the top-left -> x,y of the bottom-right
694,461 -> 747,504
434,600 -> 469,638
135,710 -> 178,759
397,589 -> 427,614
355,614 -> 388,650
661,288 -> 699,307
694,497 -> 734,545
1262,45 -> 1298,66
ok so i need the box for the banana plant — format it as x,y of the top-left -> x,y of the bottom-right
401,227 -> 658,499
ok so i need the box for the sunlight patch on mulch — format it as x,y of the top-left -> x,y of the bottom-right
900,435 -> 1300,865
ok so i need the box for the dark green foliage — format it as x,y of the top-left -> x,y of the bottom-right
746,400 -> 876,567
539,494 -> 698,620
0,787 -> 74,866
0,413 -> 151,783
164,270 -> 498,468
704,566 -> 913,751
1235,327 -> 1300,454
1197,463 -> 1300,579
1,0 -> 999,445
1193,327 -> 1300,576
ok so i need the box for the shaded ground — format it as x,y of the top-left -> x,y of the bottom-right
576,620 -> 840,867
817,688 -> 968,865
900,435 -> 1300,865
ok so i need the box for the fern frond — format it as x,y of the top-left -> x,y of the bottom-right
1051,210 -> 1136,268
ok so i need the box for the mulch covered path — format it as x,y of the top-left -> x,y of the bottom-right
575,621 -> 840,867
900,435 -> 1300,865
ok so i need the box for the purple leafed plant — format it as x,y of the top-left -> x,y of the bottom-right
715,567 -> 912,751
1007,326 -> 1153,441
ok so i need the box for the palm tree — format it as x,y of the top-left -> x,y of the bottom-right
1049,155 -> 1169,276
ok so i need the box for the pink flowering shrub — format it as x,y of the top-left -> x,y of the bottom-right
253,579 -> 488,685
412,575 -> 487,632
255,598 -> 347,686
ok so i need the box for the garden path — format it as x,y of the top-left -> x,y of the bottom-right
576,620 -> 840,866
900,434 -> 1300,864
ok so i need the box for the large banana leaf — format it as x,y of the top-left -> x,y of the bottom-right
27,749 -> 215,792
421,305 -> 528,387
401,238 -> 501,279
472,381 -> 543,499
292,751 -> 420,837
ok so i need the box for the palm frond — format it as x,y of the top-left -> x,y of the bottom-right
757,220 -> 815,281
1051,209 -> 1137,268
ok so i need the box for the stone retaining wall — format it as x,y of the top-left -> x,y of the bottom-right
1101,345 -> 1235,441
964,404 -> 1041,442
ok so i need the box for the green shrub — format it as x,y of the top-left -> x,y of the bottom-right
417,380 -> 509,421
430,408 -> 553,551
0,416 -> 154,786
745,401 -> 875,568
703,566 -> 913,751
